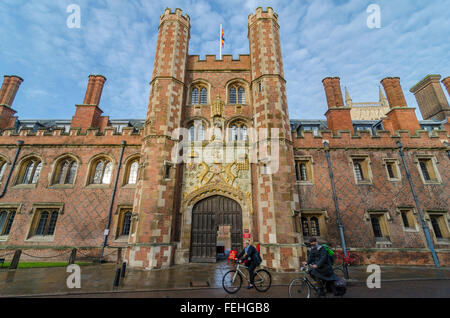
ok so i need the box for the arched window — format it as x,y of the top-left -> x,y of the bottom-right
0,159 -> 7,180
53,157 -> 78,185
238,87 -> 245,104
229,83 -> 246,104
17,157 -> 42,185
229,121 -> 248,141
191,84 -> 208,105
200,88 -> 207,104
124,158 -> 139,185
191,88 -> 199,105
229,87 -> 237,104
90,158 -> 113,185
187,122 -> 206,142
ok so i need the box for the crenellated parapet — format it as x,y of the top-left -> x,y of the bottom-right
248,7 -> 279,28
293,128 -> 449,150
159,8 -> 190,28
187,55 -> 251,71
0,126 -> 143,145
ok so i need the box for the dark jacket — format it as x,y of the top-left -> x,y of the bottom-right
238,245 -> 261,265
307,244 -> 338,281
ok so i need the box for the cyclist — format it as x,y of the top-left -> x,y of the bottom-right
237,240 -> 262,289
302,237 -> 338,295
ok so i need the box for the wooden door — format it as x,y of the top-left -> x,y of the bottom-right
190,196 -> 242,263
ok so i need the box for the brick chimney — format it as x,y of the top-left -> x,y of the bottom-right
323,77 -> 353,132
0,75 -> 23,130
71,75 -> 109,131
410,75 -> 450,121
442,77 -> 450,98
380,77 -> 420,133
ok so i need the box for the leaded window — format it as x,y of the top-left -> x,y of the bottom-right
31,210 -> 59,237
18,158 -> 42,185
54,158 -> 78,185
91,159 -> 113,185
0,210 -> 16,236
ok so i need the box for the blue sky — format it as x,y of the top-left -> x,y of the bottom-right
0,0 -> 449,121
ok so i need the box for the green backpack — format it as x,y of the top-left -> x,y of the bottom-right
322,244 -> 335,265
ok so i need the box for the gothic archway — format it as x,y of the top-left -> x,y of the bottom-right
190,195 -> 242,263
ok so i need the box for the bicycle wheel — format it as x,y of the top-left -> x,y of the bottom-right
254,269 -> 272,292
288,278 -> 310,298
222,270 -> 242,294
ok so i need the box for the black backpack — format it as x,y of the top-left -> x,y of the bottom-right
334,276 -> 347,296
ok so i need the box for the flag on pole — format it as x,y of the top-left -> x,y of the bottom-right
221,25 -> 225,47
220,24 -> 225,59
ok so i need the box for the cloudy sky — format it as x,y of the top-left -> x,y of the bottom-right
0,0 -> 449,121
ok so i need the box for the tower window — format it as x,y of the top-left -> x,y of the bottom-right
229,84 -> 246,104
191,85 -> 208,105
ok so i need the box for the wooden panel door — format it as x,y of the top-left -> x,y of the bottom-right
190,196 -> 242,263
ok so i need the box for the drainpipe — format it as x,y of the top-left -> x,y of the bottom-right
323,140 -> 348,258
0,140 -> 24,198
396,141 -> 440,268
100,141 -> 126,263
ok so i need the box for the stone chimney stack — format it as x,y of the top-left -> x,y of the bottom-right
0,75 -> 23,130
380,77 -> 420,133
409,75 -> 450,121
71,75 -> 109,131
322,77 -> 353,132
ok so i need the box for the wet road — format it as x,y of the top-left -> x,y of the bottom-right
36,280 -> 450,298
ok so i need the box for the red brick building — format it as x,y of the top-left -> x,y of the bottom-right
0,8 -> 448,270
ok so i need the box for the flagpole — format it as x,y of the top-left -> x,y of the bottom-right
220,24 -> 222,60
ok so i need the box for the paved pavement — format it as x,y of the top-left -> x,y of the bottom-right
0,261 -> 449,298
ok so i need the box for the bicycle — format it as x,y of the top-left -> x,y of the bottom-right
222,261 -> 272,294
288,264 -> 331,298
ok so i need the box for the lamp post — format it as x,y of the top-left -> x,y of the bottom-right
396,140 -> 440,268
323,140 -> 348,258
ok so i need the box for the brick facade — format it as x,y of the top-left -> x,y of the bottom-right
0,7 -> 449,271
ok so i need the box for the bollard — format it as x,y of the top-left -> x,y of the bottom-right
69,248 -> 77,265
9,250 -> 22,270
113,268 -> 121,287
121,262 -> 127,278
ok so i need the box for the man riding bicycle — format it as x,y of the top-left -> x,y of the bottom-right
302,237 -> 338,295
237,240 -> 262,289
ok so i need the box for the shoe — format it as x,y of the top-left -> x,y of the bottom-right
247,285 -> 254,289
